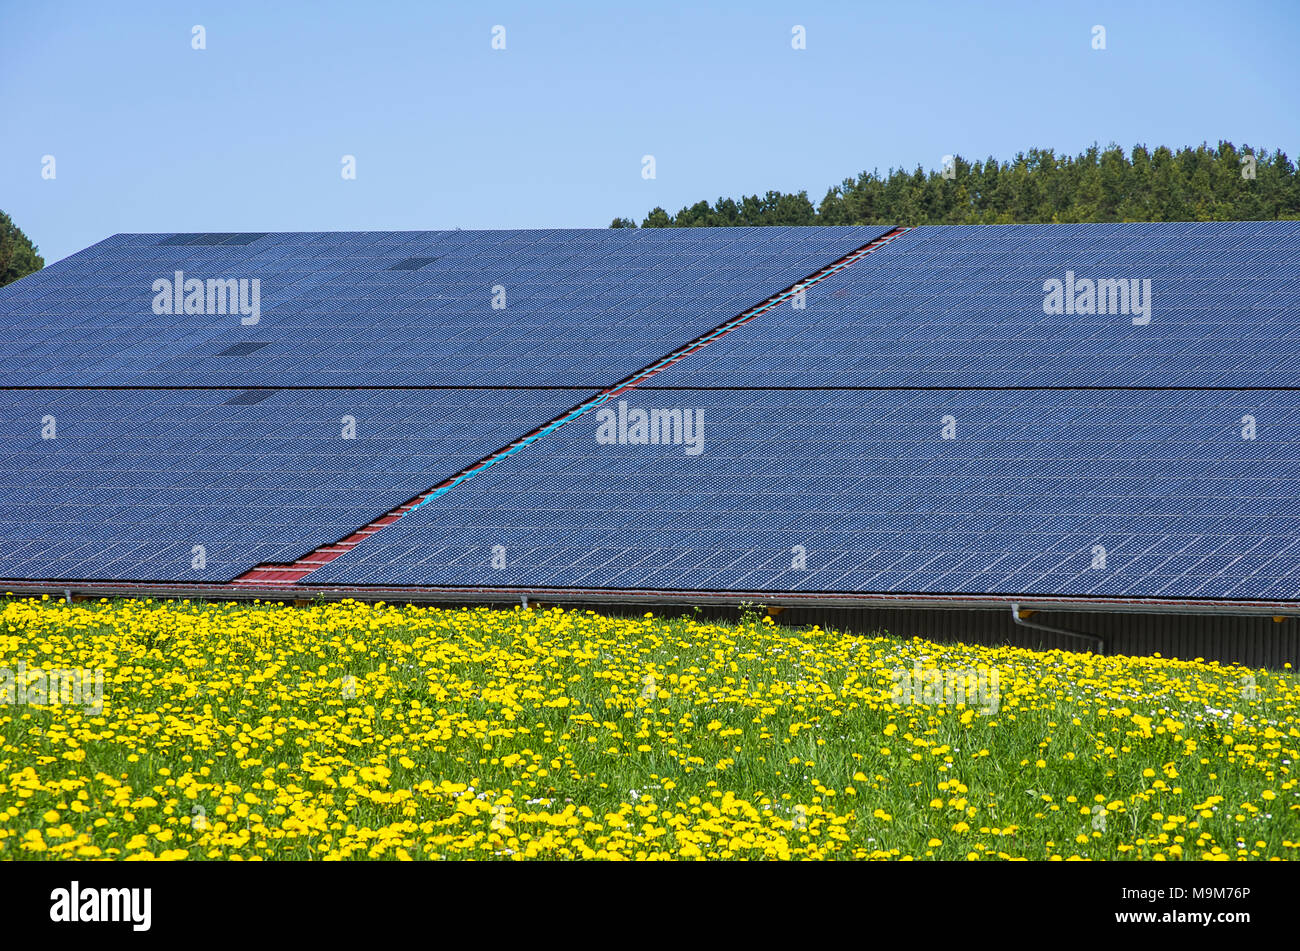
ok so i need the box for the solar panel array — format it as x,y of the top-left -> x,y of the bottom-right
0,390 -> 579,581
652,222 -> 1300,387
0,227 -> 889,388
4,222 -> 1298,600
307,389 -> 1300,598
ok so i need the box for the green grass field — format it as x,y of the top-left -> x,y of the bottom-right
1,595 -> 1297,859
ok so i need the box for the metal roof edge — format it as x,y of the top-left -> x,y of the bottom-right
3,581 -> 1298,617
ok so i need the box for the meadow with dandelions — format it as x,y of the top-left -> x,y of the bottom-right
0,595 -> 1297,860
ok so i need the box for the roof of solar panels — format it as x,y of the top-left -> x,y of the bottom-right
4,221 -> 1300,602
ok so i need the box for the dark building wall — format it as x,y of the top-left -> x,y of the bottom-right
552,600 -> 1300,670
759,607 -> 1300,671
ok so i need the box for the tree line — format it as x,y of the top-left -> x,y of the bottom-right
611,142 -> 1300,229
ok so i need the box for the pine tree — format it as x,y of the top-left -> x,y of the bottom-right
0,210 -> 44,288
614,142 -> 1300,228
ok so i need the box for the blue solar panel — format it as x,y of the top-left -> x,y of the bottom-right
0,390 -> 578,582
307,389 -> 1300,599
0,227 -> 891,388
650,221 -> 1300,387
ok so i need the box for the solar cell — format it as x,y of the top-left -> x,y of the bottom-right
216,342 -> 270,356
389,257 -> 441,271
306,388 -> 1300,599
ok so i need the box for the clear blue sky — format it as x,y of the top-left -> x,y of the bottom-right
3,0 -> 1297,263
